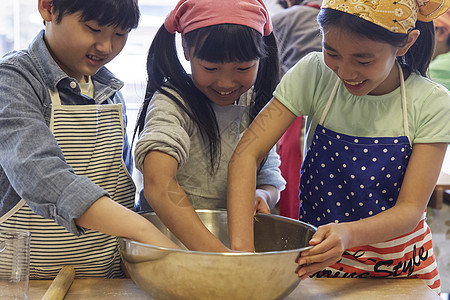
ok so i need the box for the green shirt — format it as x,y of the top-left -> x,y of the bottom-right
274,52 -> 450,151
429,51 -> 450,90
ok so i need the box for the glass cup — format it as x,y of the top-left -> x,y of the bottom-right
0,230 -> 30,300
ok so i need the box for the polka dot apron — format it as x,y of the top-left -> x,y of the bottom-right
299,63 -> 440,293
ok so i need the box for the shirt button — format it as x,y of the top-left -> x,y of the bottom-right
70,81 -> 77,89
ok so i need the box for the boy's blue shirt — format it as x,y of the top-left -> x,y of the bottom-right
0,30 -> 134,234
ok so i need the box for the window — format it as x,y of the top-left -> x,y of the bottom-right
106,1 -> 183,140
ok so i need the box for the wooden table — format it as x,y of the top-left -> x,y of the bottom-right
429,171 -> 450,209
29,277 -> 441,299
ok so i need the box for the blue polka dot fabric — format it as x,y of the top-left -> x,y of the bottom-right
299,124 -> 412,226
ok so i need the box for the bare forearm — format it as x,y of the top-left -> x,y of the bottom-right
145,179 -> 229,252
227,99 -> 296,251
75,196 -> 178,248
227,154 -> 258,251
345,143 -> 447,248
342,203 -> 425,249
142,151 -> 229,252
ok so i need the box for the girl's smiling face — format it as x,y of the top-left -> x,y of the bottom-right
322,26 -> 405,96
188,53 -> 259,106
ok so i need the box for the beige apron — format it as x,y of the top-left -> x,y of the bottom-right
0,88 -> 135,279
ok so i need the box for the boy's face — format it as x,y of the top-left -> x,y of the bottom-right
44,12 -> 129,83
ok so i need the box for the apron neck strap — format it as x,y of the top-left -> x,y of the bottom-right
48,88 -> 62,106
319,79 -> 339,125
319,61 -> 410,145
397,62 -> 410,144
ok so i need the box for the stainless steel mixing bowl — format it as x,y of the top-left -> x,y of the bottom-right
119,209 -> 316,300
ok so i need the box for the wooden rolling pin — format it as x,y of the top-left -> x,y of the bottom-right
41,266 -> 75,300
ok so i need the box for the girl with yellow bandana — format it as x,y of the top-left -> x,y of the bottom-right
227,0 -> 450,294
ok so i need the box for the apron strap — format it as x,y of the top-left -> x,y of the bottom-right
397,62 -> 411,145
48,88 -> 62,106
319,78 -> 340,125
319,62 -> 410,145
0,199 -> 26,224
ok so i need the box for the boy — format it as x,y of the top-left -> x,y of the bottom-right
0,0 -> 176,279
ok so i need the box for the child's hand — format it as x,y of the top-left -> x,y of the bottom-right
254,189 -> 271,214
295,222 -> 351,280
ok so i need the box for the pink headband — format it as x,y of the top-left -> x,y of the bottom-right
434,10 -> 450,32
164,0 -> 273,36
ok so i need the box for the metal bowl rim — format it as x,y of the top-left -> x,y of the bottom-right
138,209 -> 318,231
121,210 -> 317,256
119,237 -> 314,256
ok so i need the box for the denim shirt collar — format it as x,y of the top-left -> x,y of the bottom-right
28,30 -> 124,104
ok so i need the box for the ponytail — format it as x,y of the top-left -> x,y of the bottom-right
134,25 -> 220,172
251,33 -> 280,122
135,24 -> 280,174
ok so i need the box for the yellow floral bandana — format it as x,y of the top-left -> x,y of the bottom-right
321,0 -> 450,33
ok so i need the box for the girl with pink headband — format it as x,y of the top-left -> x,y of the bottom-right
227,0 -> 449,294
133,0 -> 285,252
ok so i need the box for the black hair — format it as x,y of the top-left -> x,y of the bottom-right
51,0 -> 140,30
278,0 -> 304,9
135,24 -> 280,173
317,8 -> 435,77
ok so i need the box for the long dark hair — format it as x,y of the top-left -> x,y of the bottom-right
135,24 -> 279,173
317,8 -> 435,77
